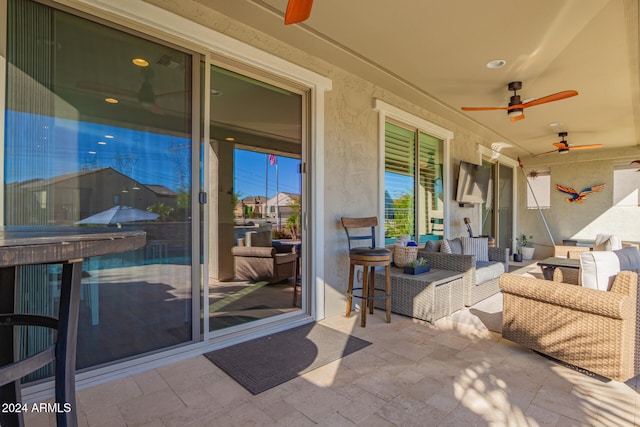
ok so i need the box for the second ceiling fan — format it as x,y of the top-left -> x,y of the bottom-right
533,132 -> 602,157
461,81 -> 578,122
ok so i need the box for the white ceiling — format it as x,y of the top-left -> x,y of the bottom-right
196,0 -> 640,160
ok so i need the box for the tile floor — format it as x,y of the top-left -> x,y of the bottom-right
23,299 -> 640,427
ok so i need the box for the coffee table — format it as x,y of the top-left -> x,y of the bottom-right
537,257 -> 580,280
375,267 -> 464,323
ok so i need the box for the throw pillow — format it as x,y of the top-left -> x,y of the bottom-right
441,239 -> 452,254
614,246 -> 640,273
424,240 -> 442,252
580,251 -> 620,291
461,237 -> 489,262
593,234 -> 622,251
448,238 -> 463,255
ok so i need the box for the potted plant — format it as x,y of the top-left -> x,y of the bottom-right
516,233 -> 535,261
403,257 -> 430,275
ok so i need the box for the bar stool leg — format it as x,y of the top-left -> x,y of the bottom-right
346,263 -> 355,317
368,266 -> 375,314
385,264 -> 391,323
360,266 -> 368,327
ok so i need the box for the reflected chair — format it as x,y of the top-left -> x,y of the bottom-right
341,217 -> 391,327
232,230 -> 297,283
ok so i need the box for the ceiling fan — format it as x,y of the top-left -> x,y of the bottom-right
284,0 -> 314,25
461,81 -> 578,122
533,132 -> 602,157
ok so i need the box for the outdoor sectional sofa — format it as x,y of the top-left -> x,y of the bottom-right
417,237 -> 509,306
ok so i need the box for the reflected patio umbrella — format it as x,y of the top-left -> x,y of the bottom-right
76,205 -> 160,225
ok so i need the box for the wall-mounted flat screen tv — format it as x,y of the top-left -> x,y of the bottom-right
455,160 -> 491,204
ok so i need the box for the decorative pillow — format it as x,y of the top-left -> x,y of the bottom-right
580,251 -> 620,291
593,234 -> 622,251
441,239 -> 452,254
447,238 -> 463,255
614,246 -> 640,273
461,237 -> 489,262
424,240 -> 442,252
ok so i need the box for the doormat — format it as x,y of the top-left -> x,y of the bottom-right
204,323 -> 372,394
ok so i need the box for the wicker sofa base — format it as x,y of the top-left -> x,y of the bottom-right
375,268 -> 464,323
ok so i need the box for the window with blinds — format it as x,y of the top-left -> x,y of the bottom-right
384,122 -> 443,243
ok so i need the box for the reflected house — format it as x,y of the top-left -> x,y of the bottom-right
5,167 -> 177,226
233,196 -> 267,219
266,192 -> 299,221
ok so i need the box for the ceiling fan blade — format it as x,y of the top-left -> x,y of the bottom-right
568,144 -> 603,150
461,106 -> 507,111
510,113 -> 525,122
532,149 -> 559,157
521,90 -> 578,109
284,0 -> 314,25
553,142 -> 567,149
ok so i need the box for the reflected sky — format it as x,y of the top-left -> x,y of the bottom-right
5,111 -> 191,191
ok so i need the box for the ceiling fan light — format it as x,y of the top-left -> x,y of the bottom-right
486,59 -> 506,69
559,149 -> 569,154
507,109 -> 523,117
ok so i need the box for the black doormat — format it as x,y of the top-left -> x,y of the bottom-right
204,323 -> 372,394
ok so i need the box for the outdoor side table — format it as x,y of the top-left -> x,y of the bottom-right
375,268 -> 464,323
0,226 -> 146,427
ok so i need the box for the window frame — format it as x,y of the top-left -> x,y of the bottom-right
374,99 -> 453,243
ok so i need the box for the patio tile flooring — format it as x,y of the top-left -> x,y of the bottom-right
24,301 -> 640,427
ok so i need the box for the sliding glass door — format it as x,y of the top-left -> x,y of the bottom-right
206,63 -> 307,334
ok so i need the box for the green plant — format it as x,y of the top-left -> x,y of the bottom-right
516,233 -> 533,251
406,257 -> 428,267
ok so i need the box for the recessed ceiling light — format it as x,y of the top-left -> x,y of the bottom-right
486,59 -> 506,69
132,58 -> 149,67
98,141 -> 107,145
105,135 -> 114,139
211,89 -> 223,96
105,97 -> 119,104
225,137 -> 235,141
549,122 -> 563,127
88,151 -> 96,155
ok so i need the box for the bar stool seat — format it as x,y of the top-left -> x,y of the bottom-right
341,217 -> 392,327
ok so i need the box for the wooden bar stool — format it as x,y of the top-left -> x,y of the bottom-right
341,217 -> 391,327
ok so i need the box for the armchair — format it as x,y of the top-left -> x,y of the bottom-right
417,238 -> 509,306
231,230 -> 297,283
500,271 -> 640,382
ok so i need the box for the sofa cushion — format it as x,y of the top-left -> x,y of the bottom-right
423,240 -> 441,252
246,230 -> 272,247
475,261 -> 505,285
580,251 -> 620,291
461,237 -> 489,262
614,246 -> 640,273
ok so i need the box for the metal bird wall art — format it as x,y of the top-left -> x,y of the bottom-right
556,183 -> 605,203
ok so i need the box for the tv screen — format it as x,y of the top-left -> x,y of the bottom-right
455,161 -> 491,204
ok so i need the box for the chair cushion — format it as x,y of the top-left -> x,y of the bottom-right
580,251 -> 620,291
593,234 -> 622,251
475,261 -> 505,285
461,237 -> 489,262
614,246 -> 640,273
246,230 -> 272,247
350,247 -> 391,257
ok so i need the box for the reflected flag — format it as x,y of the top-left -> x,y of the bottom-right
269,154 -> 277,165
